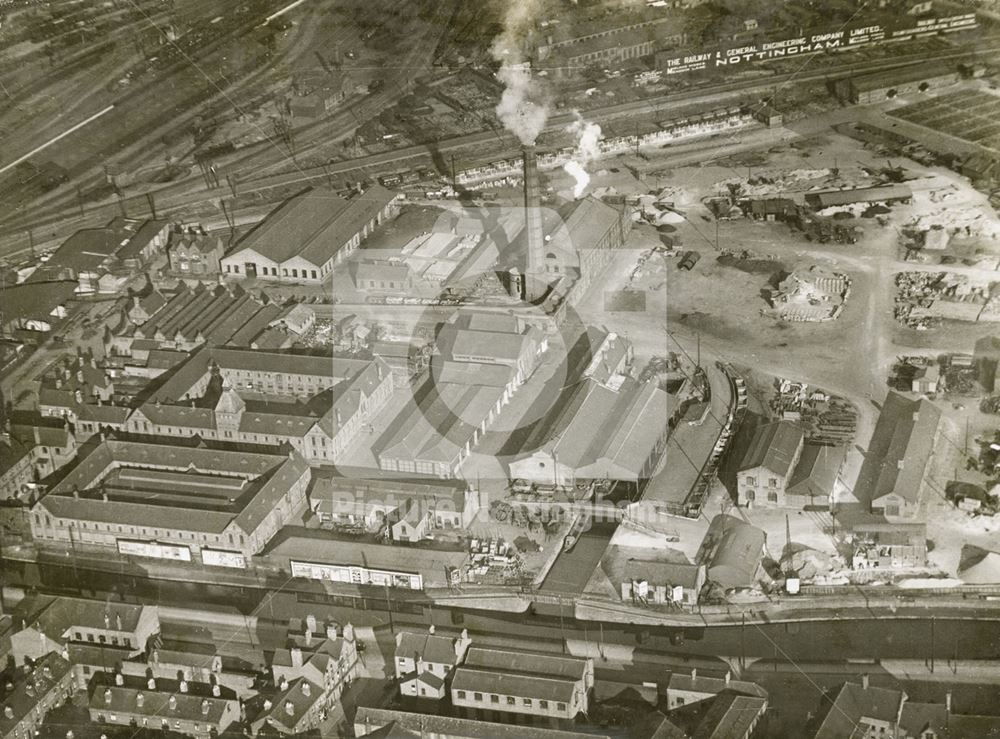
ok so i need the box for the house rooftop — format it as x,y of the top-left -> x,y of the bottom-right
809,682 -> 906,739
0,652 -> 72,737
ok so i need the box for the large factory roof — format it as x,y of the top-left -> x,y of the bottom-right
35,440 -> 309,535
225,186 -> 397,268
376,382 -> 504,465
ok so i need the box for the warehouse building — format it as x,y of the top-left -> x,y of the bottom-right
853,391 -> 940,519
376,312 -> 547,478
221,186 -> 401,283
29,439 -> 311,560
835,64 -> 959,104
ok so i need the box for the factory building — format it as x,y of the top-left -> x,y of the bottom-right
221,186 -> 401,283
28,439 -> 311,559
128,348 -> 393,464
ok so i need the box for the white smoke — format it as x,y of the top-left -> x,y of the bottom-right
492,0 -> 550,146
563,115 -> 603,199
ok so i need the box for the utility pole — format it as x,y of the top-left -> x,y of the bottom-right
146,192 -> 157,220
384,581 -> 395,636
740,611 -> 746,671
930,616 -> 936,674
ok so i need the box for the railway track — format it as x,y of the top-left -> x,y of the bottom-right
0,41 -> 997,257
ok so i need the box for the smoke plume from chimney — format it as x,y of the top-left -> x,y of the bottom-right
563,114 -> 603,199
492,0 -> 549,146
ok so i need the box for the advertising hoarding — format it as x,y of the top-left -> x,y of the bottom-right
117,539 -> 192,562
290,560 -> 423,590
201,548 -> 247,569
660,13 -> 977,75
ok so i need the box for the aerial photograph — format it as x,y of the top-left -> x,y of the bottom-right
2,0 -> 1000,736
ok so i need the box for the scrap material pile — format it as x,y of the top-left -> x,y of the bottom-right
770,378 -> 857,445
894,272 -> 1000,328
715,168 -> 833,200
466,537 -> 530,586
768,266 -> 851,322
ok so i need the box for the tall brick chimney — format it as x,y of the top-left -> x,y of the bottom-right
522,145 -> 546,303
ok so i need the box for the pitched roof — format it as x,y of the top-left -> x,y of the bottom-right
738,421 -> 803,477
849,63 -> 956,92
440,325 -> 531,364
0,652 -> 72,737
463,647 -> 588,681
853,392 -> 941,506
899,701 -> 948,739
89,683 -> 234,724
666,672 -> 767,700
354,707 -> 609,739
513,375 -> 669,481
36,440 -> 309,536
451,669 -> 576,703
227,186 -> 397,268
376,383 -> 504,465
21,595 -> 148,640
0,281 -> 77,321
691,692 -> 768,739
810,682 -> 905,739
0,438 -> 31,477
395,631 -> 459,665
787,443 -> 846,499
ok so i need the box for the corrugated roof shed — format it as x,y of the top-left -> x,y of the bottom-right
806,185 -> 912,208
701,515 -> 766,590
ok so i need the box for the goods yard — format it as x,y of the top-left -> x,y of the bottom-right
889,90 -> 1000,150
